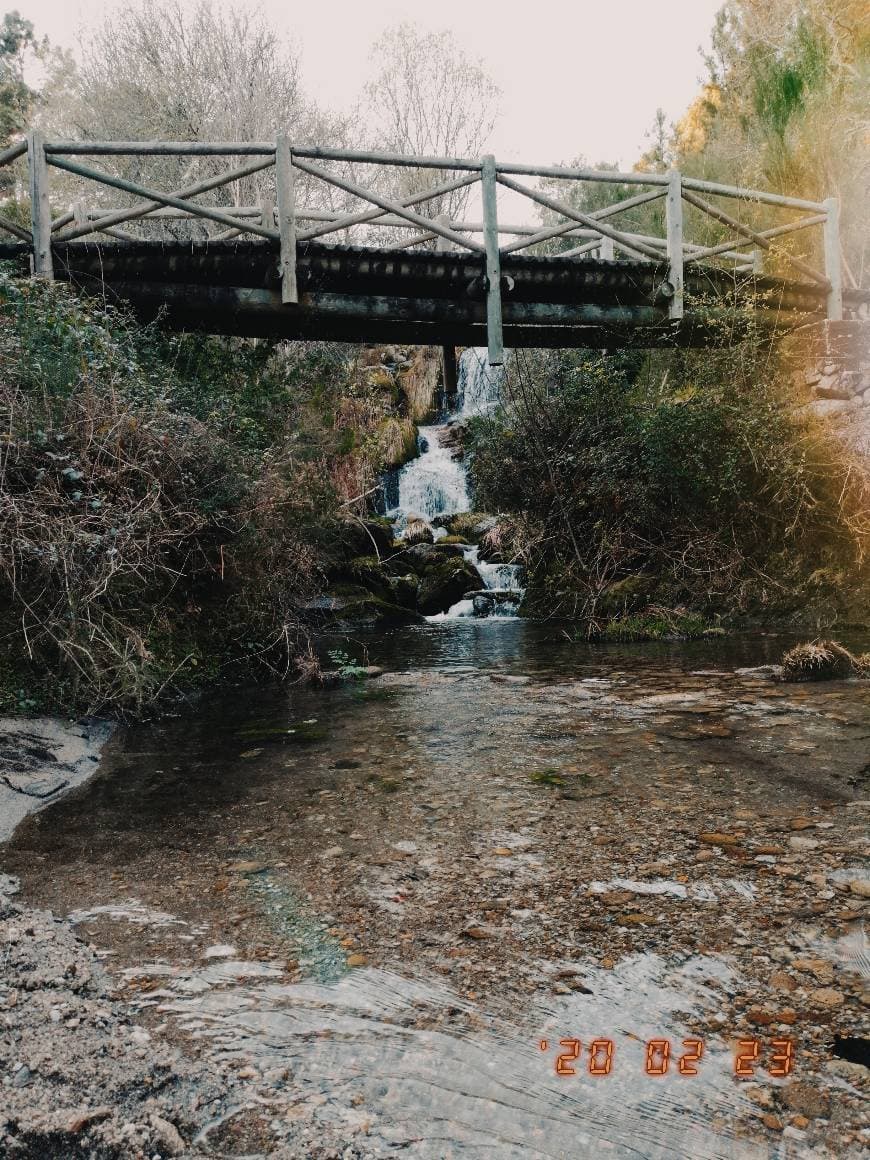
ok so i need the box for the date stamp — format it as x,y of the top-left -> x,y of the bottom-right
539,1036 -> 795,1078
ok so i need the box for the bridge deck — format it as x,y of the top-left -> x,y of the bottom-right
1,238 -> 832,348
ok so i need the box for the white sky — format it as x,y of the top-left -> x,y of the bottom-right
19,0 -> 723,168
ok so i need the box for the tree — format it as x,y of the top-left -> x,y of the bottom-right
1,10 -> 39,146
39,0 -> 357,234
362,24 -> 500,223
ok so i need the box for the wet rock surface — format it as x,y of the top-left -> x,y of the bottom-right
2,627 -> 869,1157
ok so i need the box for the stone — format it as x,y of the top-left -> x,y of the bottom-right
849,879 -> 870,897
698,832 -> 741,847
67,1107 -> 112,1133
789,817 -> 815,830
781,1081 -> 830,1118
770,971 -> 797,992
149,1113 -> 186,1155
346,953 -> 368,967
809,987 -> 844,1008
762,1114 -> 783,1131
788,835 -> 820,852
227,860 -> 269,874
825,1059 -> 869,1083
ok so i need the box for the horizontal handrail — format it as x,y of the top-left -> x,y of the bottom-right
10,134 -> 844,337
36,139 -> 827,211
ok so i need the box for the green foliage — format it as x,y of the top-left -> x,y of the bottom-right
0,271 -> 392,714
468,334 -> 870,629
0,10 -> 37,145
326,648 -> 368,680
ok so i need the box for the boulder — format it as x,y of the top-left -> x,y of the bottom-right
325,594 -> 424,629
405,517 -> 434,545
418,557 -> 482,615
387,572 -> 420,610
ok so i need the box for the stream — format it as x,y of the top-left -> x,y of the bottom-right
2,352 -> 869,1157
3,625 -> 869,1158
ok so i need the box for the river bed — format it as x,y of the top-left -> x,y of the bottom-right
2,624 -> 869,1158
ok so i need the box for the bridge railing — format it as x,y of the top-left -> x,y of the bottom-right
0,135 -> 843,366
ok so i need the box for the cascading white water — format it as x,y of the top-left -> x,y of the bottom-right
395,426 -> 469,523
389,349 -> 525,620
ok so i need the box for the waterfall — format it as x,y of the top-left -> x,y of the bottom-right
389,348 -> 525,621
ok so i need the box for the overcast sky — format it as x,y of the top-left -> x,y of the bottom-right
20,0 -> 724,169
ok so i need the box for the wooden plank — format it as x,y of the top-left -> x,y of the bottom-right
823,197 -> 843,320
53,157 -> 275,242
291,157 -> 485,254
481,155 -> 504,367
496,172 -> 663,262
275,134 -> 298,304
681,189 -> 828,286
45,141 -> 277,156
666,170 -> 683,320
47,155 -> 280,240
27,130 -> 53,278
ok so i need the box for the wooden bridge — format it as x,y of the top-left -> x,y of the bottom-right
0,134 -> 862,365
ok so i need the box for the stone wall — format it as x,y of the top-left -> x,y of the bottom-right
791,321 -> 870,457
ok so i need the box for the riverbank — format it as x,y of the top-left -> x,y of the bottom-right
2,629 -> 868,1158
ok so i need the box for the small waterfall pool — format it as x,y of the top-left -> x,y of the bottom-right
390,349 -> 525,620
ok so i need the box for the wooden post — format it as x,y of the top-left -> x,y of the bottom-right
434,214 -> 458,402
27,130 -> 53,278
752,248 -> 763,275
481,154 -> 504,367
823,196 -> 842,321
666,169 -> 683,320
599,235 -> 614,261
275,134 -> 298,304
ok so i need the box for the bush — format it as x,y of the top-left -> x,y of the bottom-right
468,324 -> 870,630
0,272 -> 403,713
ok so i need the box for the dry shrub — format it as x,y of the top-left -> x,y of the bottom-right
780,640 -> 869,682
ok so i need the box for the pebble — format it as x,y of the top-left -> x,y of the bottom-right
788,836 -> 820,852
810,986 -> 844,1008
848,879 -> 870,897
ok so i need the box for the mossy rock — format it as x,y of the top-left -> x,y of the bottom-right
596,574 -> 658,615
436,535 -> 470,546
418,557 -> 481,615
437,511 -> 497,543
387,572 -> 420,610
345,556 -> 393,602
326,595 -> 424,629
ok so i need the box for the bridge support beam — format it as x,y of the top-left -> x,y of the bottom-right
27,130 -> 53,279
481,154 -> 504,367
275,134 -> 298,304
666,169 -> 683,320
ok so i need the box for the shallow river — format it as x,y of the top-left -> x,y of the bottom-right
4,624 -> 869,1158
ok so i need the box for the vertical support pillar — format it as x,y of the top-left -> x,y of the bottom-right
599,235 -> 614,261
480,154 -> 504,367
435,214 -> 458,404
752,248 -> 763,275
275,133 -> 297,304
666,168 -> 683,320
823,196 -> 843,321
27,130 -> 53,279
